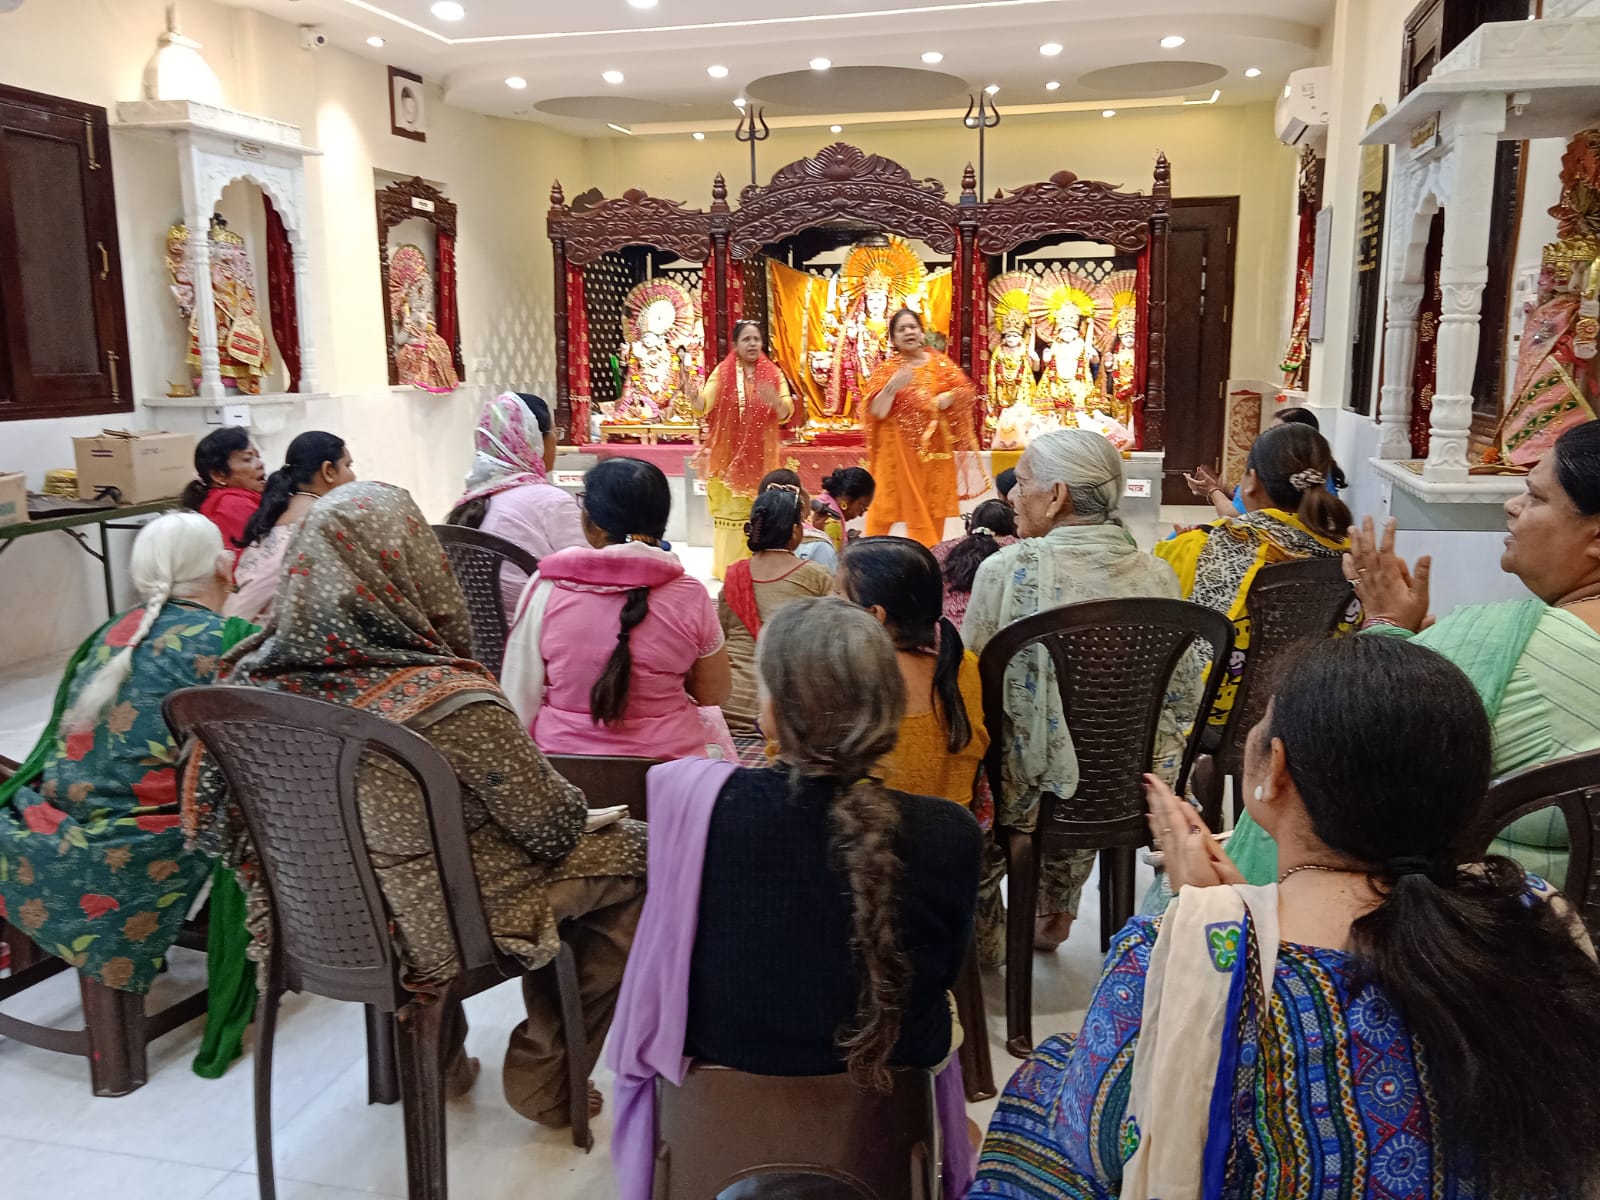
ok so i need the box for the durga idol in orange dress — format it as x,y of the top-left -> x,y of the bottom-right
862,308 -> 986,547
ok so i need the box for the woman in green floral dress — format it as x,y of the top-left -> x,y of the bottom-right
0,512 -> 240,993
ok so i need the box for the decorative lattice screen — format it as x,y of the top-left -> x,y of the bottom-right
583,252 -> 631,406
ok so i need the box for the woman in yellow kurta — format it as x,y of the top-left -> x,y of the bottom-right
1156,422 -> 1354,727
862,309 -> 984,547
686,320 -> 795,579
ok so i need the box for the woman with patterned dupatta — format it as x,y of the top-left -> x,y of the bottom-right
684,320 -> 795,580
972,636 -> 1600,1200
862,308 -> 984,548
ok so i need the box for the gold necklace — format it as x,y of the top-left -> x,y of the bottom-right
1557,595 -> 1600,610
1277,863 -> 1364,884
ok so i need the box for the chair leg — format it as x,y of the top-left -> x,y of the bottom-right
553,940 -> 594,1152
80,976 -> 148,1097
1102,847 -> 1137,954
953,940 -> 996,1102
366,1004 -> 401,1106
397,998 -> 452,1200
1004,829 -> 1039,1059
254,983 -> 282,1200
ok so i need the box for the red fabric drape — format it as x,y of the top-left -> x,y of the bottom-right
566,263 -> 592,446
970,251 -> 990,446
951,239 -> 966,370
1133,247 -> 1151,450
721,560 -> 761,637
727,253 -> 746,335
262,195 -> 300,393
1410,211 -> 1444,459
437,230 -> 463,380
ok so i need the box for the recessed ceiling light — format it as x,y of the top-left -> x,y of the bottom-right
830,124 -> 843,133
1160,35 -> 1186,48
1102,109 -> 1116,118
627,0 -> 659,8
985,83 -> 999,95
707,65 -> 729,79
733,97 -> 747,108
1244,66 -> 1262,78
921,51 -> 943,64
430,1 -> 465,21
366,35 -> 386,48
602,69 -> 625,84
1040,42 -> 1063,57
810,57 -> 832,71
693,131 -> 705,141
1045,80 -> 1060,91
506,76 -> 527,89
607,122 -> 633,135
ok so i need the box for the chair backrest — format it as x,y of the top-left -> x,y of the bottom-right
1466,749 -> 1600,936
432,524 -> 539,679
163,687 -> 500,1008
654,1065 -> 938,1200
1212,557 -> 1356,776
545,754 -> 659,822
979,597 -> 1233,844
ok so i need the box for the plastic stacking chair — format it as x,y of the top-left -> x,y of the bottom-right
1190,558 -> 1355,828
1467,748 -> 1600,937
653,1064 -> 940,1200
979,597 -> 1232,1058
546,754 -> 660,823
164,687 -> 594,1200
432,525 -> 538,679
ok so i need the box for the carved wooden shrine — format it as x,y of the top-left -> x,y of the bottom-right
377,176 -> 464,388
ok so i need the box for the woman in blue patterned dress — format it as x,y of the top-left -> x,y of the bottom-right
971,635 -> 1600,1200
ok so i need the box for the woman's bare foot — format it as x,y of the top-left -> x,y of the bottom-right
587,1081 -> 603,1119
1034,912 -> 1074,952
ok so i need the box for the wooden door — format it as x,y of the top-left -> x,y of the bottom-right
1160,197 -> 1238,505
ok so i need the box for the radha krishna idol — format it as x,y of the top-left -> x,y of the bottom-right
610,277 -> 698,429
389,243 -> 459,393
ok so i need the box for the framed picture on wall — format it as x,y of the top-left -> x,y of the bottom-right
389,67 -> 426,142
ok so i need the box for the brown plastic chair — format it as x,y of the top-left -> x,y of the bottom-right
1464,748 -> 1600,937
164,687 -> 594,1200
1190,558 -> 1356,828
951,939 -> 995,1102
0,753 -> 210,1096
979,597 -> 1232,1058
432,525 -> 539,679
652,1064 -> 940,1200
546,753 -> 660,823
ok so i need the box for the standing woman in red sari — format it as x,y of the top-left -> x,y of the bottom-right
862,309 -> 985,547
684,320 -> 795,580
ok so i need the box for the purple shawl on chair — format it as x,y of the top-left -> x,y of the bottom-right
607,758 -> 976,1199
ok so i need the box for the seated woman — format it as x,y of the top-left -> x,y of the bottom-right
180,426 -> 265,559
1228,419 -> 1600,889
963,429 -> 1196,962
815,466 -> 876,554
226,431 -> 355,625
930,499 -> 1019,627
608,598 -> 983,1200
0,513 -> 240,995
1156,421 -> 1352,728
758,468 -> 836,572
447,392 -> 587,623
972,635 -> 1600,1200
184,483 -> 647,1126
837,537 -> 990,813
1186,406 -> 1348,519
501,457 -> 734,760
719,489 -> 832,735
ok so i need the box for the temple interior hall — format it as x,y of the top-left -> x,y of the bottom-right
2,1 -> 1600,1198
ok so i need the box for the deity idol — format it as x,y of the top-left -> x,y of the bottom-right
987,270 -> 1047,449
165,217 -> 273,395
1095,270 -> 1140,430
824,237 -> 927,423
1034,271 -> 1100,423
389,243 -> 459,394
614,278 -> 697,424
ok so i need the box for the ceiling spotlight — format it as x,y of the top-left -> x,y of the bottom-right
810,57 -> 832,71
506,76 -> 527,89
707,65 -> 729,79
830,124 -> 843,133
1244,66 -> 1262,78
692,131 -> 705,140
1102,109 -> 1116,118
366,35 -> 386,48
1160,35 -> 1186,48
984,83 -> 999,95
921,51 -> 943,64
602,69 -> 625,84
1040,42 -> 1063,57
733,97 -> 747,108
1045,80 -> 1060,91
430,1 -> 464,21
607,122 -> 633,135
627,0 -> 659,7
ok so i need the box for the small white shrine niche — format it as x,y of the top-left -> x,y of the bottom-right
116,99 -> 322,413
1364,16 -> 1600,497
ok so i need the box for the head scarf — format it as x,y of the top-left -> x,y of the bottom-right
224,481 -> 499,720
458,392 -> 549,507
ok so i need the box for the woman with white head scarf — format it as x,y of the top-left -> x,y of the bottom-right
962,429 -> 1197,963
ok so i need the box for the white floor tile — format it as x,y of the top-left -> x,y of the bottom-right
0,1133 -> 229,1200
204,1173 -> 401,1200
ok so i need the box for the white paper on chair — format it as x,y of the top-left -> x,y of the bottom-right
585,806 -> 629,833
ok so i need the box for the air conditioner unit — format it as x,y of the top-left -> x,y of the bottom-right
1275,67 -> 1332,147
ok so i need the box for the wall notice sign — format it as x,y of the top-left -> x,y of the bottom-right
1409,113 -> 1440,160
1123,478 -> 1153,499
552,471 -> 585,488
411,196 -> 436,213
234,140 -> 265,161
692,478 -> 708,496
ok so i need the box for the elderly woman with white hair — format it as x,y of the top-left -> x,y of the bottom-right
0,512 -> 248,996
962,429 -> 1192,962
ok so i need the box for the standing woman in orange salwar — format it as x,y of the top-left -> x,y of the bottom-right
863,309 -> 984,547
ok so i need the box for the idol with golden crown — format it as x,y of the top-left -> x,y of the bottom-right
824,236 -> 927,424
612,278 -> 698,427
1034,269 -> 1101,424
987,270 -> 1048,449
388,243 -> 460,393
1094,268 -> 1140,430
165,216 -> 273,395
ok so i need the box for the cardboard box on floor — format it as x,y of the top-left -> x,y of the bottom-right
72,430 -> 196,505
0,471 -> 26,528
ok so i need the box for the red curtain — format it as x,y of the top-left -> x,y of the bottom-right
262,194 -> 301,393
727,251 -> 746,336
1133,246 -> 1151,451
437,230 -> 463,380
567,263 -> 592,446
950,239 -> 965,369
1409,211 -> 1444,458
970,250 -> 990,446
